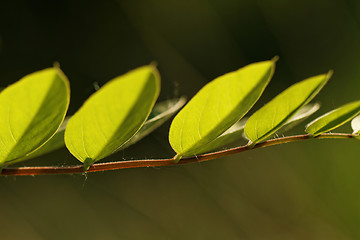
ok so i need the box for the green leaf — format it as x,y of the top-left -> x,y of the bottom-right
194,119 -> 247,154
120,97 -> 186,150
306,100 -> 360,136
16,118 -> 70,161
351,115 -> 360,135
21,97 -> 185,160
195,103 -> 320,154
20,97 -> 184,160
169,59 -> 277,161
0,68 -> 70,166
64,65 -> 160,168
245,72 -> 332,145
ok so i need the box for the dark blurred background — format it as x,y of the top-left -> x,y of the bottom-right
1,0 -> 360,239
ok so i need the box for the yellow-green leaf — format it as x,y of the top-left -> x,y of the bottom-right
0,68 -> 70,166
22,97 -> 185,160
306,101 -> 360,136
16,118 -> 70,161
197,103 -> 320,154
65,65 -> 160,168
245,72 -> 331,145
169,59 -> 277,162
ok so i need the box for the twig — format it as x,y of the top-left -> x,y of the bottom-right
0,133 -> 354,176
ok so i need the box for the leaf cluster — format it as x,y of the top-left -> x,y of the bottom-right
1,59 -> 359,174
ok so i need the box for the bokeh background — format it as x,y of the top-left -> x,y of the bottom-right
1,0 -> 360,239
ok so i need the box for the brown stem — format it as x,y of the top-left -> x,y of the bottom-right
0,133 -> 354,176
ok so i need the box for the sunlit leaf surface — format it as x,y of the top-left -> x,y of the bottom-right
23,97 -> 185,160
169,59 -> 276,161
306,101 -> 360,136
17,118 -> 70,161
197,103 -> 320,154
0,68 -> 70,166
245,72 -> 331,145
65,65 -> 160,168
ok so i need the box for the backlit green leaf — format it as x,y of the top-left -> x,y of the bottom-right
197,103 -> 320,154
120,97 -> 186,150
22,97 -> 185,160
65,65 -> 160,169
306,100 -> 360,136
16,118 -> 70,161
0,68 -> 70,166
169,59 -> 277,162
245,72 -> 331,145
351,115 -> 360,135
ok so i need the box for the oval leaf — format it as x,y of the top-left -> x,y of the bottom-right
196,103 -> 320,154
21,97 -> 184,160
0,68 -> 70,166
306,100 -> 360,136
245,72 -> 332,145
16,118 -> 70,162
65,65 -> 160,168
351,115 -> 360,135
169,59 -> 277,161
22,97 -> 186,160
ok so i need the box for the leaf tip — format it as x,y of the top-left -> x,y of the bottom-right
53,61 -> 61,69
326,70 -> 334,80
149,61 -> 158,68
271,56 -> 280,63
51,64 -> 70,92
148,63 -> 161,88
